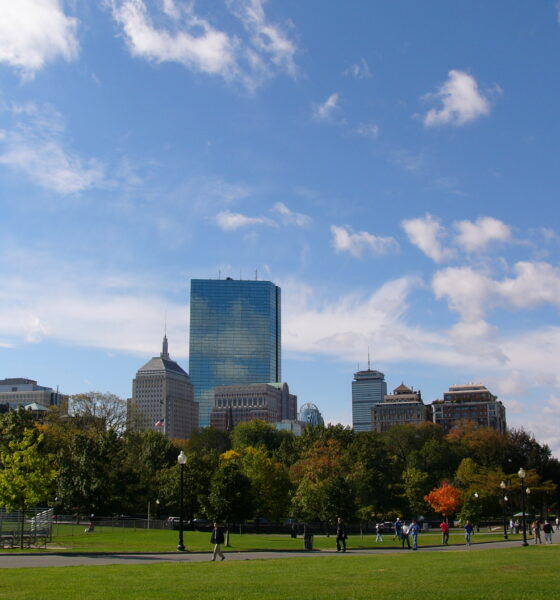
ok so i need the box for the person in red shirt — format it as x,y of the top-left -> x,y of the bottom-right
439,520 -> 449,545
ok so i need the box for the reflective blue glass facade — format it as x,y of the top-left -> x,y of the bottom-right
352,369 -> 387,432
189,278 -> 281,427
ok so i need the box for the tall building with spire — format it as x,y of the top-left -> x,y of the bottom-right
130,335 -> 198,439
189,277 -> 281,427
351,357 -> 387,432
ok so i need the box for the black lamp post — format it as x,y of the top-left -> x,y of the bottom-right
518,468 -> 528,546
177,451 -> 187,551
500,481 -> 508,540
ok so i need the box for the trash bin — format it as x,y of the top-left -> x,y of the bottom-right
304,532 -> 314,550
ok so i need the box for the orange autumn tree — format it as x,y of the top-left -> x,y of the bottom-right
424,482 -> 462,518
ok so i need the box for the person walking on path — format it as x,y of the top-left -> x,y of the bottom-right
401,522 -> 411,549
439,520 -> 449,545
464,521 -> 474,546
375,522 -> 383,543
410,520 -> 419,550
393,517 -> 402,542
533,520 -> 542,544
543,520 -> 553,544
556,517 -> 559,532
210,522 -> 226,561
336,517 -> 347,552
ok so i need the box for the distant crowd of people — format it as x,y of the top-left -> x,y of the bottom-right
333,514 -> 558,553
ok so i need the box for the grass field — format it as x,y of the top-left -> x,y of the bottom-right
33,524 -> 525,553
0,545 -> 558,600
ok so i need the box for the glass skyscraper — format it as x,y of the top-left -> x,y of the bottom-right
352,367 -> 387,432
189,278 -> 281,427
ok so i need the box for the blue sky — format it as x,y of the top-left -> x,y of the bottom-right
1,1 -> 559,454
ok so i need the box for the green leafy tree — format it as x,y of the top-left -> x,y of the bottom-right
238,447 -> 291,522
402,467 -> 430,516
187,427 -> 231,455
232,420 -> 285,453
205,462 -> 254,528
0,430 -> 58,547
156,451 -> 219,518
119,430 -> 178,512
347,431 -> 395,518
56,428 -> 124,515
0,408 -> 38,452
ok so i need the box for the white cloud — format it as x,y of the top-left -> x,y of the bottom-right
313,93 -> 340,121
0,247 -> 188,357
0,102 -> 104,194
227,0 -> 298,77
497,261 -> 560,310
282,276 -> 451,364
401,214 -> 455,263
212,210 -> 274,230
421,70 -> 493,127
433,267 -> 494,322
344,58 -> 372,79
355,123 -> 379,139
454,216 -> 512,252
432,261 -> 560,322
111,0 -> 298,91
0,0 -> 79,77
112,0 -> 239,80
272,202 -> 311,227
330,225 -> 399,258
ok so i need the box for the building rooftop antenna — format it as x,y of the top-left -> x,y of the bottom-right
255,269 -> 258,281
368,346 -> 371,370
218,269 -> 221,280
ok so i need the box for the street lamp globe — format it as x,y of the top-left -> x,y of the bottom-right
518,468 -> 526,479
500,481 -> 506,489
178,451 -> 187,465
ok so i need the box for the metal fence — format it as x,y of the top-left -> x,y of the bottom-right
0,507 -> 54,548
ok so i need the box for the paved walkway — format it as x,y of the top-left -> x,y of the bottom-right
0,540 -> 529,569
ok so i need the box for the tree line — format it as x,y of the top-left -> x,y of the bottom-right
0,392 -> 558,527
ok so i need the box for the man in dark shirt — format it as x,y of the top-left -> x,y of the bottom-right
543,520 -> 553,544
336,517 -> 347,552
210,522 -> 226,561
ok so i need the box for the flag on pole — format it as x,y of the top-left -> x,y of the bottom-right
154,419 -> 164,427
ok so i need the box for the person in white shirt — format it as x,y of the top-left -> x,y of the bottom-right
401,522 -> 411,549
375,522 -> 383,542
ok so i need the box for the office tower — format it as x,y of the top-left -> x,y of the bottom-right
189,278 -> 281,427
431,383 -> 506,433
130,335 -> 198,439
210,382 -> 297,430
371,383 -> 429,432
0,378 -> 66,413
352,363 -> 387,432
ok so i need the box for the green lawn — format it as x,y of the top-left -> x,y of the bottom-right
38,524 -> 524,553
0,546 -> 558,600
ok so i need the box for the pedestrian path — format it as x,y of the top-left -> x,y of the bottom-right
0,539 -> 529,569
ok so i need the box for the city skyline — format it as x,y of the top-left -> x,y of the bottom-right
0,2 -> 559,454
